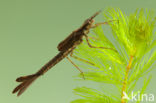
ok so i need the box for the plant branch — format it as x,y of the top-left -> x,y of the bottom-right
121,55 -> 133,103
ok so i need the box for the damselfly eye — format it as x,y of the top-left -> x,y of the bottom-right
90,19 -> 94,24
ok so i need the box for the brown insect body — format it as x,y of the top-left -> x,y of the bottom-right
57,30 -> 83,51
12,11 -> 100,96
57,15 -> 96,51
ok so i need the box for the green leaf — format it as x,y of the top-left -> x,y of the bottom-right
71,8 -> 156,103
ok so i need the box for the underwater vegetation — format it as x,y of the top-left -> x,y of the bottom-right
71,8 -> 156,103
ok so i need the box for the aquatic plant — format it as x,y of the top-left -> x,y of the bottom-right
71,8 -> 156,103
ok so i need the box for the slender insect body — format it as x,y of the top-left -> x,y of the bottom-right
57,18 -> 94,52
36,49 -> 73,75
13,11 -> 101,96
57,31 -> 83,51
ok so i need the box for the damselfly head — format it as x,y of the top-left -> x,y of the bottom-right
83,10 -> 101,27
89,10 -> 101,20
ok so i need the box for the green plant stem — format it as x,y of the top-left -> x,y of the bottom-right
121,55 -> 133,103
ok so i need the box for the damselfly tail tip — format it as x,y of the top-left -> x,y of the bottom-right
16,74 -> 37,82
13,74 -> 39,96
